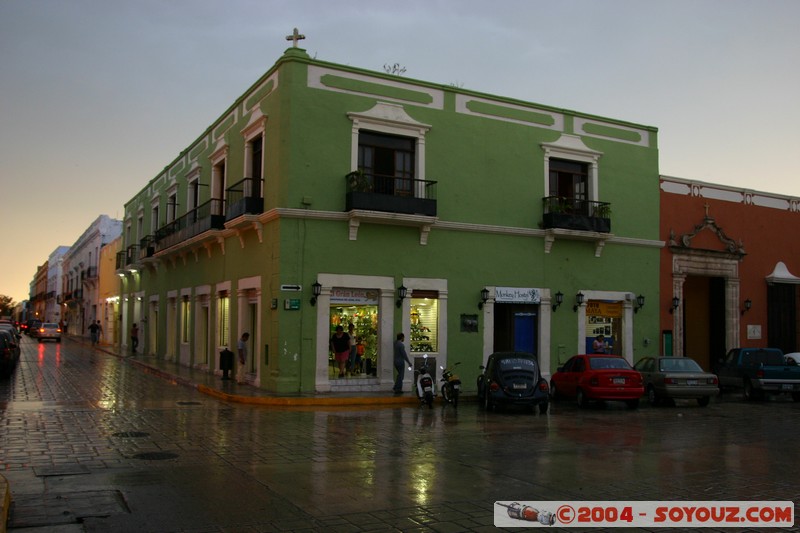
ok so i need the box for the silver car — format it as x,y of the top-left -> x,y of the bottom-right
634,356 -> 719,407
37,322 -> 62,343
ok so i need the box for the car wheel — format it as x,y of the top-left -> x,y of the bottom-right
550,381 -> 558,400
538,401 -> 549,414
626,399 -> 639,409
697,396 -> 710,407
743,379 -> 757,401
576,388 -> 588,408
646,385 -> 659,406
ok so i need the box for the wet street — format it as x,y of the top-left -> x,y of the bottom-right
1,336 -> 799,532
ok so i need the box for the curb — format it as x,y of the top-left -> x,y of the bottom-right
0,474 -> 9,533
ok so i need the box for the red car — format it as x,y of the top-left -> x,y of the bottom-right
550,354 -> 644,409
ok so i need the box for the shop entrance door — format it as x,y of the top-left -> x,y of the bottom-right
514,313 -> 536,354
493,304 -> 538,353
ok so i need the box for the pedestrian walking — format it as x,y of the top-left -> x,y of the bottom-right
237,332 -> 250,384
88,320 -> 102,346
329,326 -> 350,378
393,332 -> 412,393
130,323 -> 139,353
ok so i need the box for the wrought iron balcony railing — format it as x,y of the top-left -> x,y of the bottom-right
226,177 -> 264,220
154,199 -> 226,252
345,171 -> 437,216
542,196 -> 611,233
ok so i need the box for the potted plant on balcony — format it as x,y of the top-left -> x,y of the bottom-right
346,170 -> 372,192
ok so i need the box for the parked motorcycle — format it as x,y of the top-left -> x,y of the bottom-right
440,362 -> 461,407
415,355 -> 435,409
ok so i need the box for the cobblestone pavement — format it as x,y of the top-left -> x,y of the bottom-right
1,336 -> 799,532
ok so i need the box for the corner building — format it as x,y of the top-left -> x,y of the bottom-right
118,47 -> 662,394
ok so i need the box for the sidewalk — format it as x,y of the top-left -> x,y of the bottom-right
83,337 -> 423,407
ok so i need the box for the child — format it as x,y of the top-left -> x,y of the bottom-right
355,337 -> 365,374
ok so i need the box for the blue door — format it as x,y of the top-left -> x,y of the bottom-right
514,313 -> 536,354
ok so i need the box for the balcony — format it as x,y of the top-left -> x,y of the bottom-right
542,196 -> 611,233
139,236 -> 156,260
154,199 -> 226,252
125,245 -> 139,266
345,171 -> 437,217
226,177 -> 264,221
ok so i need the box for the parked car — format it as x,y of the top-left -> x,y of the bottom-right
785,353 -> 800,366
715,347 -> 800,401
633,356 -> 718,407
0,322 -> 21,342
26,320 -> 42,337
550,354 -> 644,408
477,351 -> 549,413
0,329 -> 21,376
37,322 -> 62,343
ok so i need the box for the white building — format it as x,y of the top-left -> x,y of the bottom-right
45,246 -> 69,322
62,215 -> 122,336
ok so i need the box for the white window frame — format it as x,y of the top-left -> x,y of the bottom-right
541,134 -> 603,202
347,102 -> 431,196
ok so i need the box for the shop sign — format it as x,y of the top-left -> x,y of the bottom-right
494,287 -> 541,304
586,300 -> 623,318
330,287 -> 380,305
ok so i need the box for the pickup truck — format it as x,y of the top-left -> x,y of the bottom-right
716,347 -> 800,401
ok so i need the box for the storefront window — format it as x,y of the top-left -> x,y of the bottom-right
586,300 -> 622,354
410,291 -> 438,353
329,288 -> 379,379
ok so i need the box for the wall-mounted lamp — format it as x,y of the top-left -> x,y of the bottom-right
552,291 -> 564,312
478,288 -> 490,310
741,298 -> 752,316
634,294 -> 645,314
396,285 -> 408,308
669,296 -> 680,314
573,291 -> 585,312
309,281 -> 322,306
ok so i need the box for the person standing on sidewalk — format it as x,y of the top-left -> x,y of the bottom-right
88,320 -> 102,346
237,332 -> 250,384
130,323 -> 139,353
393,332 -> 412,394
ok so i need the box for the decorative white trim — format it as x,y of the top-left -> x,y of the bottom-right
661,175 -> 800,212
455,94 -> 563,131
766,261 -> 800,285
574,117 -> 651,147
308,65 -> 444,109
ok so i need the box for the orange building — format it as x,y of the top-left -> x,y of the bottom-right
660,176 -> 800,370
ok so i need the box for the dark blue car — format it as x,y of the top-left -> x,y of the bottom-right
477,352 -> 550,413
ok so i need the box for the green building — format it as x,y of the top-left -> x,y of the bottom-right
117,46 -> 662,394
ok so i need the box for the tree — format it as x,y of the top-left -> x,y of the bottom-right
0,295 -> 17,317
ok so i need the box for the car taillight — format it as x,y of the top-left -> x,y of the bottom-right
538,381 -> 549,392
39,328 -> 44,333
489,382 -> 500,392
665,377 -> 677,384
708,376 -> 718,385
756,369 -> 764,378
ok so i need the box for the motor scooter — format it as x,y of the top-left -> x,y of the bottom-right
415,355 -> 435,409
439,362 -> 461,407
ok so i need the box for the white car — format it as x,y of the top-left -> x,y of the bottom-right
37,322 -> 62,343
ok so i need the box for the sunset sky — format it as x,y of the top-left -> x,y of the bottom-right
1,0 -> 798,304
